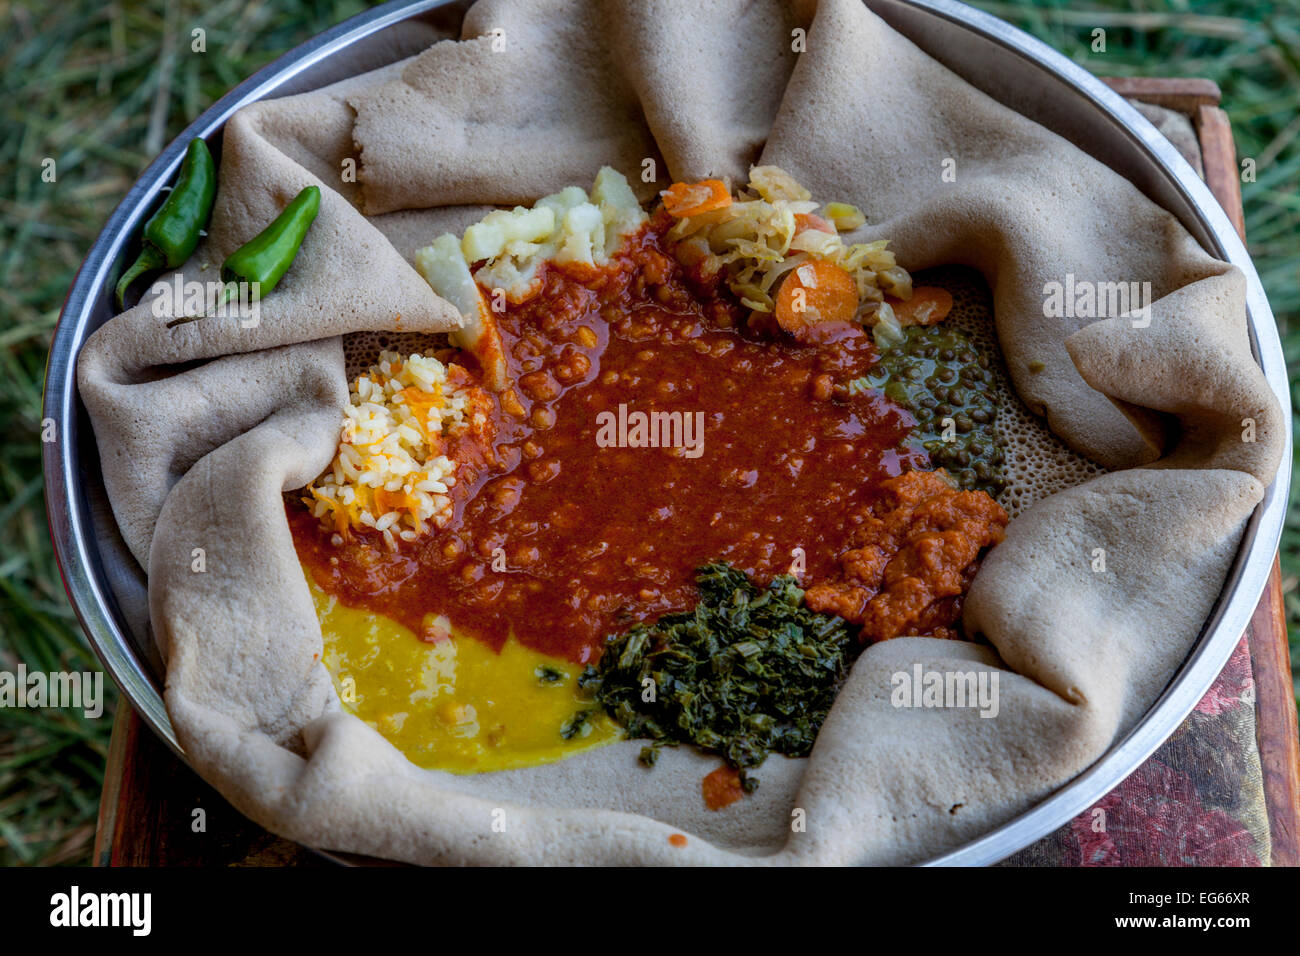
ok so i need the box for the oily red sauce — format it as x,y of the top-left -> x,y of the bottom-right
290,220 -> 927,664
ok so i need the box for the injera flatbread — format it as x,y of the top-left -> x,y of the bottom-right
75,0 -> 1283,865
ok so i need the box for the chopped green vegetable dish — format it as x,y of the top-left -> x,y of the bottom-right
582,563 -> 859,787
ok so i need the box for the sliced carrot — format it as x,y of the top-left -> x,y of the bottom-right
397,386 -> 440,416
891,286 -> 953,327
702,765 -> 746,810
373,488 -> 416,515
397,384 -> 447,441
775,260 -> 858,333
661,179 -> 732,218
793,213 -> 835,236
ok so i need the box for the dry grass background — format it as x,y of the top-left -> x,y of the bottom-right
0,0 -> 1296,865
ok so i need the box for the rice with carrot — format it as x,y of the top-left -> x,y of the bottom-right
305,350 -> 490,549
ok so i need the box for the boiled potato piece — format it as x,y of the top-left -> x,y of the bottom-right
556,202 -> 606,266
415,168 -> 650,387
461,206 -> 555,263
414,235 -> 508,390
593,166 -> 647,255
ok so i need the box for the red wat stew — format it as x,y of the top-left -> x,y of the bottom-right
291,220 -> 934,664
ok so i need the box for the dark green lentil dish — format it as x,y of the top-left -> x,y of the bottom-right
848,323 -> 1006,497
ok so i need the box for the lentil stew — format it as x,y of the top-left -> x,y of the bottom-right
292,212 -> 1008,666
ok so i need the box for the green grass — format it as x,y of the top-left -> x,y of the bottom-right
0,0 -> 378,867
0,0 -> 1296,866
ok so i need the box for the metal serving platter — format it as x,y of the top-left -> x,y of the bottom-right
43,0 -> 1292,866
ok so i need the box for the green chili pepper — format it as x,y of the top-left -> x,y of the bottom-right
166,184 -> 320,328
115,138 -> 217,309
219,184 -> 321,300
